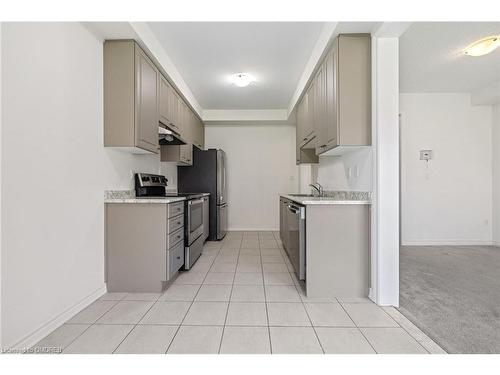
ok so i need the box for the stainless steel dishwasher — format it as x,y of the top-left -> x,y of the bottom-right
285,201 -> 306,280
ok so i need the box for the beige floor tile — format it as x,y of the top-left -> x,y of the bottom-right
231,285 -> 265,302
67,300 -> 118,324
262,263 -> 289,273
139,302 -> 190,325
215,254 -> 238,263
265,285 -> 301,302
63,324 -> 133,354
174,271 -> 206,285
203,272 -> 235,285
114,325 -> 178,354
159,284 -> 200,301
264,272 -> 294,286
183,302 -> 229,325
99,293 -> 127,301
241,241 -> 260,249
260,249 -> 282,256
226,302 -> 268,326
197,254 -> 216,264
360,327 -> 428,354
236,263 -> 262,273
315,328 -> 375,354
234,272 -> 263,285
337,297 -> 372,303
167,326 -> 223,354
96,301 -> 154,324
173,271 -> 207,285
189,261 -> 212,273
219,248 -> 240,256
210,262 -> 237,273
269,327 -> 322,354
220,326 -> 271,354
304,303 -> 355,327
123,293 -> 161,301
33,324 -> 90,352
195,284 -> 232,302
238,255 -> 261,264
267,302 -> 311,326
261,255 -> 285,263
239,248 -> 261,255
342,303 -> 399,327
260,241 -> 279,249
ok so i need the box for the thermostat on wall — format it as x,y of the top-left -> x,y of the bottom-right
420,150 -> 433,161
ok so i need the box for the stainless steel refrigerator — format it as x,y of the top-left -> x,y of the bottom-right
178,148 -> 227,240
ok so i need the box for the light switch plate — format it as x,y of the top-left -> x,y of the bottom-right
420,150 -> 433,161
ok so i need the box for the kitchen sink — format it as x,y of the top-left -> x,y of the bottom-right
289,194 -> 316,197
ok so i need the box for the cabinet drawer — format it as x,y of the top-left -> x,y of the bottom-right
168,213 -> 184,234
169,241 -> 184,276
168,201 -> 184,218
167,227 -> 184,249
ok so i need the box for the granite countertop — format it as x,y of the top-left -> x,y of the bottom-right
104,190 -> 187,204
281,191 -> 371,205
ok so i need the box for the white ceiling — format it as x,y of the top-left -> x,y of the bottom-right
147,22 -> 325,110
400,22 -> 500,93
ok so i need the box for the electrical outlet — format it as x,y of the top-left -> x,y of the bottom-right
420,150 -> 433,161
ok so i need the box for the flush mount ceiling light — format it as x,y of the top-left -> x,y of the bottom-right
464,35 -> 500,56
229,73 -> 255,87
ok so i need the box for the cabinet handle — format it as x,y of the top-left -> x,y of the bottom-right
176,256 -> 181,260
303,137 -> 307,141
320,144 -> 327,148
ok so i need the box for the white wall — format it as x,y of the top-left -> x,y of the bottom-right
400,93 -> 493,245
493,104 -> 500,247
316,149 -> 373,191
205,124 -> 297,230
0,23 -> 176,348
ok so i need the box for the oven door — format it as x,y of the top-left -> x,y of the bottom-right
187,198 -> 204,245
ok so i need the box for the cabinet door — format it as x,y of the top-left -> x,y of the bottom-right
135,46 -> 159,153
159,75 -> 170,127
304,85 -> 315,140
180,143 -> 193,165
325,44 -> 338,149
168,89 -> 179,132
314,61 -> 327,155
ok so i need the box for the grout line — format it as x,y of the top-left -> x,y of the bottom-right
164,248 -> 216,354
338,302 -> 378,354
259,239 -> 273,354
217,242 -> 240,354
111,299 -> 158,353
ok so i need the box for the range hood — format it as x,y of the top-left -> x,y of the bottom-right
159,126 -> 186,146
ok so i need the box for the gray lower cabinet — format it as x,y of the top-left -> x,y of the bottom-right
278,197 -> 370,298
105,202 -> 185,292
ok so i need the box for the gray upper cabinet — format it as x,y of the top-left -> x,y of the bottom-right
294,34 -> 371,161
159,75 -> 181,134
316,34 -> 371,155
296,80 -> 318,164
104,40 -> 159,154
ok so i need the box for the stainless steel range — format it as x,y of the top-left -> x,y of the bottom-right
134,173 -> 208,270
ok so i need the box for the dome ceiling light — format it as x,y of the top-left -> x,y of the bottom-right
464,36 -> 500,56
229,73 -> 255,87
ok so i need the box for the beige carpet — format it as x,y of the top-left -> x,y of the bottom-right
399,245 -> 500,354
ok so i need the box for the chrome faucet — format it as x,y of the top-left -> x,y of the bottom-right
309,183 -> 324,197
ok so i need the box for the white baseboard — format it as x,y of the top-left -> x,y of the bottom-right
493,241 -> 500,248
9,284 -> 106,350
401,239 -> 494,246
